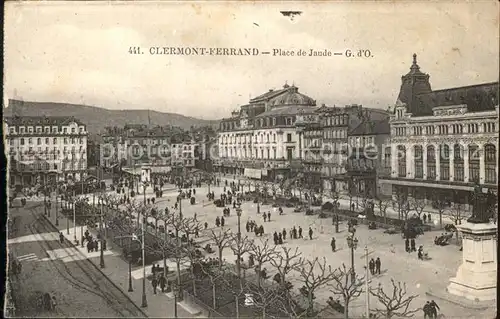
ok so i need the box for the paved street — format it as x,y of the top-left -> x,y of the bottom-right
7,202 -> 146,318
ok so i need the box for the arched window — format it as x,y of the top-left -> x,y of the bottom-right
384,147 -> 391,169
485,144 -> 496,184
427,145 -> 436,180
468,144 -> 480,183
440,145 -> 450,180
453,144 -> 464,181
414,145 -> 423,178
397,145 -> 406,177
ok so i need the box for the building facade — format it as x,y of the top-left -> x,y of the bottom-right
214,83 -> 317,181
4,116 -> 89,186
380,54 -> 499,208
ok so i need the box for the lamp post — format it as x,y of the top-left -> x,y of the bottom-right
55,187 -> 59,226
346,235 -> 358,282
99,199 -> 105,268
173,282 -> 179,318
236,207 -> 242,278
73,190 -> 77,243
128,245 -> 134,292
141,215 -> 148,308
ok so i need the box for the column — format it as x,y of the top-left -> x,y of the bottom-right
463,144 -> 469,183
479,145 -> 485,184
449,143 -> 455,181
423,144 -> 428,179
391,144 -> 398,178
435,144 -> 441,180
406,144 -> 414,179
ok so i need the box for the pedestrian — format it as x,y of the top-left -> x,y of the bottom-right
215,217 -> 220,227
279,207 -> 283,215
254,225 -> 259,237
375,257 -> 381,274
152,264 -> 156,276
267,212 -> 271,222
418,246 -> 424,260
410,238 -> 416,252
159,274 -> 166,293
298,226 -> 303,239
331,237 -> 336,252
423,214 -> 427,223
246,221 -> 250,233
427,213 -> 432,224
273,232 -> 278,245
308,227 -> 313,240
204,222 -> 208,230
59,232 -> 64,244
405,238 -> 410,253
195,227 -> 199,238
293,227 -> 298,239
423,301 -> 431,319
259,225 -> 264,236
221,216 -> 225,227
194,213 -> 197,221
278,233 -> 283,244
369,258 -> 375,275
282,228 -> 287,240
263,213 -> 267,222
87,240 -> 92,253
429,300 -> 440,318
152,277 -> 158,294
94,240 -> 99,252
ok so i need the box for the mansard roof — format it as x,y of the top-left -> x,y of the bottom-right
349,119 -> 390,136
4,115 -> 85,127
414,82 -> 499,115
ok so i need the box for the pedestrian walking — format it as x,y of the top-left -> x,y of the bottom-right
215,217 -> 220,227
159,274 -> 166,292
369,258 -> 375,275
59,232 -> 64,244
263,213 -> 267,222
331,237 -> 336,252
429,300 -> 440,318
221,216 -> 225,227
246,221 -> 250,233
152,277 -> 158,295
298,226 -> 303,238
375,257 -> 381,274
405,238 -> 410,253
152,264 -> 156,276
308,227 -> 313,240
282,228 -> 287,240
204,222 -> 208,230
410,238 -> 416,252
423,301 -> 431,319
293,226 -> 298,239
278,233 -> 283,244
423,214 -> 427,223
267,212 -> 271,222
427,213 -> 432,224
273,232 -> 278,245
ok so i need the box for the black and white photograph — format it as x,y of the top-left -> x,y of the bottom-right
3,1 -> 499,318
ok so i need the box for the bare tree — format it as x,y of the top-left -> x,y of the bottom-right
375,196 -> 391,224
230,234 -> 253,318
244,282 -> 282,319
269,246 -> 302,290
392,190 -> 408,220
294,257 -> 338,317
432,198 -> 447,229
200,260 -> 232,310
408,198 -> 426,218
447,203 -> 466,242
248,238 -> 277,288
329,263 -> 364,319
209,228 -> 233,269
369,279 -> 420,319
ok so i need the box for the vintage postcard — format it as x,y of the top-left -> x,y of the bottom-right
3,1 -> 499,318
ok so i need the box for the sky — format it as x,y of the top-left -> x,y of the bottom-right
4,1 -> 499,120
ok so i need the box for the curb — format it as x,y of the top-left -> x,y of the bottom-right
39,212 -> 149,318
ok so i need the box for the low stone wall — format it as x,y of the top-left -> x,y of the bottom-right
182,290 -> 224,318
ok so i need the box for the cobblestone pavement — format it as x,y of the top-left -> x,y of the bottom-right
7,202 -> 146,318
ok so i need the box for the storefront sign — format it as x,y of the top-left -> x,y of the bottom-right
244,168 -> 261,179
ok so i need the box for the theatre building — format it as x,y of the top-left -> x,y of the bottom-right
380,54 -> 499,209
214,83 -> 318,180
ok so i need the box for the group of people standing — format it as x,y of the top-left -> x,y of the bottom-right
150,264 -> 168,294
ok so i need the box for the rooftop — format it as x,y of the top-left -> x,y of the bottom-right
349,119 -> 390,136
4,115 -> 85,127
255,105 -> 318,118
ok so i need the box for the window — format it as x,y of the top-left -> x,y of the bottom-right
468,144 -> 480,183
287,134 -> 292,142
28,127 -> 33,133
52,127 -> 58,133
273,148 -> 276,159
485,144 -> 496,184
28,138 -> 33,145
427,145 -> 436,180
440,145 -> 450,180
19,127 -> 25,134
79,127 -> 84,133
286,118 -> 292,125
45,127 -> 50,133
63,128 -> 68,134
454,144 -> 464,181
20,138 -> 25,145
397,145 -> 406,177
414,145 -> 423,178
37,138 -> 41,145
53,138 -> 57,144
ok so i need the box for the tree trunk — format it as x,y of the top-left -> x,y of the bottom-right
191,266 -> 197,296
235,295 -> 240,318
212,283 -> 217,309
439,213 -> 443,229
218,249 -> 223,269
163,250 -> 167,278
344,303 -> 349,319
308,291 -> 314,317
257,265 -> 261,288
262,307 -> 266,319
155,219 -> 158,235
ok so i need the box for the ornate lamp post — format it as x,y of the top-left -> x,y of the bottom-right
346,235 -> 359,282
172,282 -> 179,318
141,215 -> 148,308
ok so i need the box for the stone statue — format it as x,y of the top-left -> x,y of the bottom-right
467,183 -> 495,224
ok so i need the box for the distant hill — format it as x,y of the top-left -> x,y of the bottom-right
3,99 -> 220,135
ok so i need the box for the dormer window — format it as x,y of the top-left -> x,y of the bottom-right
52,126 -> 58,133
28,127 -> 33,133
44,127 -> 50,133
9,128 -> 15,134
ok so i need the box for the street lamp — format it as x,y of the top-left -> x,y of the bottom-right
173,282 -> 179,318
128,248 -> 134,292
346,235 -> 359,282
99,198 -> 105,269
55,187 -> 59,226
141,215 -> 148,308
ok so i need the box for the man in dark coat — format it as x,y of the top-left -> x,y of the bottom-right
308,227 -> 313,240
429,300 -> 440,318
221,216 -> 225,227
298,226 -> 303,238
152,276 -> 158,294
369,258 -> 375,275
273,232 -> 278,245
282,228 -> 287,240
375,257 -> 381,274
331,237 -> 336,252
159,274 -> 167,293
267,212 -> 271,222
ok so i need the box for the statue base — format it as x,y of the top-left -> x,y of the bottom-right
447,222 -> 497,302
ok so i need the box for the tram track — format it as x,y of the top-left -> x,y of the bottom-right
25,206 -> 146,317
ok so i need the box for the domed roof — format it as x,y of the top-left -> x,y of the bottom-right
268,85 -> 316,107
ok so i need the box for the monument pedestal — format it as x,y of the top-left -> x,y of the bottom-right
447,222 -> 497,301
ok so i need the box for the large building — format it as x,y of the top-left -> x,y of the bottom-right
380,54 -> 499,209
4,115 -> 89,186
214,83 -> 318,180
